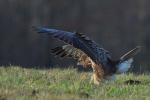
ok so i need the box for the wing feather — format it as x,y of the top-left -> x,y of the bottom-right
120,46 -> 142,62
51,45 -> 92,68
33,27 -> 111,69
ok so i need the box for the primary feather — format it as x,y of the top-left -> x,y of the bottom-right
51,45 -> 92,68
120,46 -> 142,62
33,26 -> 141,84
33,27 -> 113,74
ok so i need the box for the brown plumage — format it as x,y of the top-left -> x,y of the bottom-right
33,27 -> 142,85
51,45 -> 104,84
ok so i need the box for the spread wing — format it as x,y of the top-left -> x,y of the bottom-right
33,27 -> 112,68
120,46 -> 142,62
51,45 -> 92,68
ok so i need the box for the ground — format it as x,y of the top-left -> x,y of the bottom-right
0,66 -> 149,100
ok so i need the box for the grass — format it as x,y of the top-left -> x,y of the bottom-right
0,66 -> 149,100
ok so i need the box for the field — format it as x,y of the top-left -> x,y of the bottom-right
0,66 -> 149,100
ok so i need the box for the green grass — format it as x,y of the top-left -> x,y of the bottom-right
0,66 -> 149,100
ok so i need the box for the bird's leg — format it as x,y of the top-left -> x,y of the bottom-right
91,70 -> 101,85
90,74 -> 94,84
90,60 -> 104,85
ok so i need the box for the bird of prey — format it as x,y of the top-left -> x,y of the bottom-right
33,27 -> 141,85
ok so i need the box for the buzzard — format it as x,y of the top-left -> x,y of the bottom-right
33,27 -> 141,85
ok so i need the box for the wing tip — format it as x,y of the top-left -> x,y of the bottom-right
136,45 -> 143,49
135,45 -> 143,53
120,46 -> 143,61
32,26 -> 44,33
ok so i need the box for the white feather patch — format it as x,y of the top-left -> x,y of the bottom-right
116,58 -> 133,74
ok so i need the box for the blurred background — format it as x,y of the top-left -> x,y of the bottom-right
0,0 -> 149,72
